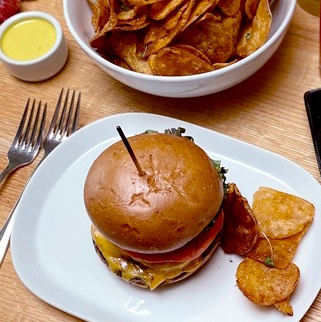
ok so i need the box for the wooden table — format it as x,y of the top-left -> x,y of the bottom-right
0,1 -> 320,321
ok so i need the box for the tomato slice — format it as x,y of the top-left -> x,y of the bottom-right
123,209 -> 224,263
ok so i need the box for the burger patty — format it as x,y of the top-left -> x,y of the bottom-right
92,230 -> 222,290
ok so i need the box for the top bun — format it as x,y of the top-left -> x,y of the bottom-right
84,132 -> 223,253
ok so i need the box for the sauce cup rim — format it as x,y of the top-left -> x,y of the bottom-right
0,11 -> 63,66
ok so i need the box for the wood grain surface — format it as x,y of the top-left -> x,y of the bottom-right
0,1 -> 320,321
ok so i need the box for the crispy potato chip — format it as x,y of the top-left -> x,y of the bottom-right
87,0 -> 110,33
144,22 -> 167,45
110,57 -> 132,69
244,0 -> 260,19
213,60 -> 237,69
218,0 -> 241,16
199,10 -> 221,22
221,183 -> 259,255
252,187 -> 315,239
178,12 -> 236,63
174,44 -> 211,64
150,0 -> 185,20
236,0 -> 272,57
163,3 -> 188,30
149,45 -> 214,75
144,0 -> 196,56
109,31 -> 153,74
222,10 -> 242,43
275,297 -> 294,316
183,0 -> 220,30
127,0 -> 164,6
236,258 -> 300,306
87,0 -> 100,32
117,6 -> 141,21
89,0 -> 119,43
233,186 -> 314,315
247,221 -> 312,269
212,59 -> 238,70
116,22 -> 150,31
87,0 -> 272,75
144,3 -> 185,48
117,6 -> 149,28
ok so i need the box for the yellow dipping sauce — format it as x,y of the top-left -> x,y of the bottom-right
1,18 -> 57,61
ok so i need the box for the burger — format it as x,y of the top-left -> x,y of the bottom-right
84,129 -> 225,290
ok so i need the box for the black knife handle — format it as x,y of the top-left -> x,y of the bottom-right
304,88 -> 321,176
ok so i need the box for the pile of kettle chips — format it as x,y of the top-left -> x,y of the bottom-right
87,0 -> 273,75
222,184 -> 315,316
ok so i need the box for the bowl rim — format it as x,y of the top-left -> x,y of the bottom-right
63,0 -> 297,82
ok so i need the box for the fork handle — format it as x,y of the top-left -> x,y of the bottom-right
0,204 -> 16,267
0,155 -> 45,267
0,165 -> 22,264
0,172 -> 28,267
0,164 -> 20,183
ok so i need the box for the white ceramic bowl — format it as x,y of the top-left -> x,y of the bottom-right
0,11 -> 68,82
63,0 -> 296,98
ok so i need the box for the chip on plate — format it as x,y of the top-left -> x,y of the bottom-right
275,297 -> 294,316
246,221 -> 312,269
221,183 -> 259,255
236,258 -> 300,309
252,187 -> 315,239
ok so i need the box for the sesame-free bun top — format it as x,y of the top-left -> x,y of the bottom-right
84,132 -> 224,254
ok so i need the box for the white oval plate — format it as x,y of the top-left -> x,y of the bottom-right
11,113 -> 321,322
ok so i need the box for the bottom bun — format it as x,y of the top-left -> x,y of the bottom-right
92,225 -> 221,290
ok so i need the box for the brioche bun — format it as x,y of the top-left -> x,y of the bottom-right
84,132 -> 224,254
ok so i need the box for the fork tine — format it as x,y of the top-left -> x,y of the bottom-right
64,90 -> 74,135
59,89 -> 71,135
21,100 -> 36,145
0,99 -> 47,185
41,88 -> 81,159
0,99 -> 48,267
26,101 -> 44,149
47,88 -> 64,135
54,88 -> 81,136
71,92 -> 81,135
13,99 -> 31,145
62,90 -> 81,136
34,103 -> 47,149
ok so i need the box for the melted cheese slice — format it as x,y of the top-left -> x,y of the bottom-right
91,226 -> 203,290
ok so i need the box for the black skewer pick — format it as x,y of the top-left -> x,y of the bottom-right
116,126 -> 146,176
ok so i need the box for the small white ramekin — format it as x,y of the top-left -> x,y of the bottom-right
0,11 -> 68,82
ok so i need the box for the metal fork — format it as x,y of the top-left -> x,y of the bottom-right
41,88 -> 80,161
0,99 -> 47,183
0,88 -> 81,267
